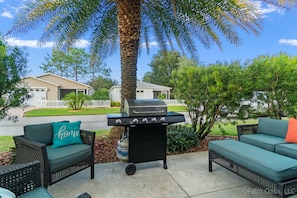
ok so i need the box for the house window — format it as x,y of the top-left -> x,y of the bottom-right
76,90 -> 85,94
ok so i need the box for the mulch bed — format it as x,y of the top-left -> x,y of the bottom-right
1,135 -> 237,165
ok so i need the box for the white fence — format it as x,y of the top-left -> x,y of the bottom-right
34,99 -> 184,108
36,100 -> 111,108
163,99 -> 185,106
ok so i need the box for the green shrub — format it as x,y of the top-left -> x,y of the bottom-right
111,100 -> 121,107
167,125 -> 199,153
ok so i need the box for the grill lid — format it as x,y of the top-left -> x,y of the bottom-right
124,99 -> 167,116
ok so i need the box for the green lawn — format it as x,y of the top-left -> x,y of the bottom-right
24,106 -> 187,117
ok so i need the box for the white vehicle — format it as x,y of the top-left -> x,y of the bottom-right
222,91 -> 269,119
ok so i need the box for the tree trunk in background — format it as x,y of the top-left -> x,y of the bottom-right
118,0 -> 141,112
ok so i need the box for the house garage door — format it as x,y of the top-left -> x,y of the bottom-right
27,88 -> 47,106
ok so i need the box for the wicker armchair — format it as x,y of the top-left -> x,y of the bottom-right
14,128 -> 95,188
0,160 -> 53,197
236,124 -> 258,140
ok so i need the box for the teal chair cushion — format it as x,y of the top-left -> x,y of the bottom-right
46,144 -> 91,172
240,134 -> 286,152
52,121 -> 83,148
209,140 -> 297,182
18,187 -> 53,198
257,117 -> 288,138
24,123 -> 54,145
275,143 -> 297,160
24,121 -> 69,145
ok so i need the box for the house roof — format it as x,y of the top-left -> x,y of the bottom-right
36,73 -> 94,91
22,76 -> 60,87
111,81 -> 171,90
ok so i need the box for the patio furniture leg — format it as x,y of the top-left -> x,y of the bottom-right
208,151 -> 213,172
91,165 -> 94,179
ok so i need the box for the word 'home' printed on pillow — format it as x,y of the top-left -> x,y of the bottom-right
55,125 -> 80,140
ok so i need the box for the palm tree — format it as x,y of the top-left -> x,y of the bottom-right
7,0 -> 295,111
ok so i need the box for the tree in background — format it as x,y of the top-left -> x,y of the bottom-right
244,53 -> 297,119
40,48 -> 88,81
0,39 -> 29,121
40,48 -> 104,82
8,0 -> 276,111
89,75 -> 118,100
143,50 -> 182,87
143,50 -> 198,98
66,48 -> 89,81
172,62 -> 245,140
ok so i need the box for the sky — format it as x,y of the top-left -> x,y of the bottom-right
1,0 -> 297,84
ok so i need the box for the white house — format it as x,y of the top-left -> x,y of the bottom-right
109,81 -> 171,102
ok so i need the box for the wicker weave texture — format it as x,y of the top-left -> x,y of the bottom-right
0,160 -> 41,196
13,129 -> 95,188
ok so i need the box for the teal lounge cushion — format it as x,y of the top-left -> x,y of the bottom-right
46,144 -> 91,172
275,143 -> 297,160
209,140 -> 297,182
52,121 -> 82,148
24,121 -> 69,145
257,117 -> 288,138
240,134 -> 285,152
18,187 -> 53,198
24,123 -> 53,145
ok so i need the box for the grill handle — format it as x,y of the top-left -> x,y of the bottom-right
132,110 -> 165,114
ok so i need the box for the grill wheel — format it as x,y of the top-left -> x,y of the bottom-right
125,163 -> 137,175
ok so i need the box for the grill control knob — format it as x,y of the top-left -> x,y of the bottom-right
160,117 -> 166,122
115,119 -> 122,124
142,118 -> 148,123
132,118 -> 138,123
151,117 -> 157,123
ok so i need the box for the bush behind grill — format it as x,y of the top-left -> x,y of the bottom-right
167,125 -> 199,153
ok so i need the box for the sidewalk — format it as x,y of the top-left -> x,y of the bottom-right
48,151 -> 280,198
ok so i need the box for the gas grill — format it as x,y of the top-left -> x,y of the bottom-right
107,99 -> 185,175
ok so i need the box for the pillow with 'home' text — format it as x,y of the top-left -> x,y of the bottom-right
52,121 -> 83,148
285,118 -> 297,143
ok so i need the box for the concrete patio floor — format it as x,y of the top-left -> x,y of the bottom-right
48,151 -> 295,198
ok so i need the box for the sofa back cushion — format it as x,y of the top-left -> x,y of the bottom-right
257,117 -> 288,138
24,121 -> 69,145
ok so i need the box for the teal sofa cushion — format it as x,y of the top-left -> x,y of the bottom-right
257,117 -> 288,138
208,140 -> 297,182
52,121 -> 83,148
275,143 -> 297,160
46,144 -> 91,172
24,121 -> 69,145
240,134 -> 286,152
18,187 -> 53,198
24,123 -> 54,145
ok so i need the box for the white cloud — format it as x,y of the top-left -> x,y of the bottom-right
0,10 -> 13,18
253,1 -> 285,17
279,39 -> 297,46
141,41 -> 159,48
5,37 -> 90,48
0,0 -> 5,3
73,39 -> 90,48
5,38 -> 54,48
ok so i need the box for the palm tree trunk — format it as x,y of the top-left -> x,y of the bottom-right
118,0 -> 141,112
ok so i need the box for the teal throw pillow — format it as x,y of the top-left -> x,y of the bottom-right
52,121 -> 83,148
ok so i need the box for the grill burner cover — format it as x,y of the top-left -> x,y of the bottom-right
124,99 -> 167,116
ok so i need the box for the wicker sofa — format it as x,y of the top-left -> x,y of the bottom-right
0,160 -> 53,197
13,121 -> 95,188
208,117 -> 297,198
